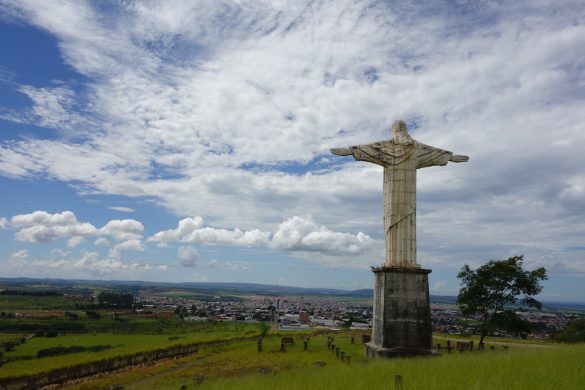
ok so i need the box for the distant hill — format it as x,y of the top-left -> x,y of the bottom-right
1,277 -> 583,310
0,277 -> 447,304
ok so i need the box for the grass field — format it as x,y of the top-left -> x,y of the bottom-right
55,332 -> 585,390
0,322 -> 262,378
0,295 -> 90,311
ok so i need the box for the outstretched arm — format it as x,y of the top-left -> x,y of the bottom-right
330,147 -> 352,156
449,155 -> 469,163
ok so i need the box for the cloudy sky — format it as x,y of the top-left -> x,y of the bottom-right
1,0 -> 584,301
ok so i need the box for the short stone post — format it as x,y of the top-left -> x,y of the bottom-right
335,347 -> 340,358
394,375 -> 403,390
257,337 -> 263,352
340,351 -> 345,361
330,344 -> 336,352
351,336 -> 355,344
436,343 -> 441,350
490,345 -> 495,351
345,355 -> 351,363
303,340 -> 308,351
280,342 -> 286,352
327,341 -> 331,349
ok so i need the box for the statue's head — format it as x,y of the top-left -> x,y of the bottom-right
391,120 -> 413,145
391,120 -> 408,137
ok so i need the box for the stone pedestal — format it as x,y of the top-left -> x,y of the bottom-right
365,266 -> 434,358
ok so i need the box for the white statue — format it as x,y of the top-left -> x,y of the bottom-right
331,120 -> 468,268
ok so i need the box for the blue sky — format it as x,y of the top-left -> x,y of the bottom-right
1,1 -> 585,301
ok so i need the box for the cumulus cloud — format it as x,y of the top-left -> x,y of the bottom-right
99,219 -> 144,241
148,217 -> 204,243
67,236 -> 85,248
94,237 -> 110,246
11,211 -> 97,243
114,239 -> 144,252
149,217 -> 269,247
0,1 -> 585,278
9,211 -> 145,249
108,206 -> 135,213
109,239 -> 144,260
29,251 -> 152,275
10,249 -> 29,259
0,217 -> 7,229
270,216 -> 374,255
177,245 -> 199,267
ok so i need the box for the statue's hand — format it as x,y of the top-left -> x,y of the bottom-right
330,148 -> 351,156
449,154 -> 469,163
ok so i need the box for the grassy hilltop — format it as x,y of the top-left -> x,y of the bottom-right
52,332 -> 584,390
1,280 -> 584,389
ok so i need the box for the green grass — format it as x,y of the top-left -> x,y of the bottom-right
433,333 -> 555,346
0,333 -> 25,344
0,295 -> 91,311
0,322 -> 262,378
202,343 -> 585,390
58,332 -> 585,390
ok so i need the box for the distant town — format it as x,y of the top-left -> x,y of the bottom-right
134,290 -> 582,339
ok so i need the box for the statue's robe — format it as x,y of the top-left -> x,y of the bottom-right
348,139 -> 453,267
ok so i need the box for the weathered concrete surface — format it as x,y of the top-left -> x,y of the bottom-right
365,266 -> 434,358
331,120 -> 468,268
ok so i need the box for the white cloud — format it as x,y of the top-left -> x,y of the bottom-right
10,249 -> 29,259
94,237 -> 110,246
0,84 -> 84,131
109,239 -> 144,260
0,1 -> 584,277
67,236 -> 84,248
50,248 -> 69,259
108,206 -> 135,213
148,217 -> 269,247
12,210 -> 78,226
270,216 -> 374,255
114,239 -> 144,252
99,219 -> 144,241
43,249 -> 152,276
206,259 -> 251,270
148,217 -> 204,243
11,210 -> 97,243
183,226 -> 270,247
9,211 -> 146,248
177,245 -> 199,267
0,217 -> 7,229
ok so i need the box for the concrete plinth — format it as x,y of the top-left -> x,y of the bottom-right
365,266 -> 434,358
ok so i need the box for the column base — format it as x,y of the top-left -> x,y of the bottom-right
365,342 -> 437,358
367,266 -> 434,358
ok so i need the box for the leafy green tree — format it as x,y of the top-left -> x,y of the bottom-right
97,291 -> 135,308
457,255 -> 547,345
259,322 -> 270,337
554,319 -> 585,343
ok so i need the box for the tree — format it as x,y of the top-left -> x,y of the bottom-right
97,291 -> 135,308
554,319 -> 585,343
457,255 -> 547,345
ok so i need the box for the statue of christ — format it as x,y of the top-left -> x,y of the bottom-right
331,120 -> 468,268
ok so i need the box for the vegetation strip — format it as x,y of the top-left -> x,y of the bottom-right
0,336 -> 257,390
